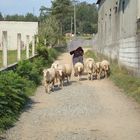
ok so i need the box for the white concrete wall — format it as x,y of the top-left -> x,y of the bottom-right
0,21 -> 38,50
137,0 -> 140,19
97,0 -> 140,76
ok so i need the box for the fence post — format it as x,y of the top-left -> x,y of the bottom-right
26,35 -> 30,59
32,36 -> 35,56
2,31 -> 8,67
17,33 -> 21,61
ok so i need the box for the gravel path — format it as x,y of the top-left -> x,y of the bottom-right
2,52 -> 140,140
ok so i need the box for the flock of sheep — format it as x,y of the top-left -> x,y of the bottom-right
43,58 -> 110,93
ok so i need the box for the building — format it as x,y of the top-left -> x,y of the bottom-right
96,0 -> 140,76
0,21 -> 38,50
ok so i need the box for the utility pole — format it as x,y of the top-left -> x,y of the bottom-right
71,16 -> 73,35
72,0 -> 78,37
33,7 -> 35,15
74,2 -> 76,37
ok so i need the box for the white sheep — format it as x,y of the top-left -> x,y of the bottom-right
51,61 -> 60,69
74,62 -> 84,81
85,58 -> 95,64
85,58 -> 97,80
96,62 -> 101,79
100,60 -> 110,78
43,68 -> 56,93
56,64 -> 66,88
51,61 -> 60,83
64,64 -> 72,83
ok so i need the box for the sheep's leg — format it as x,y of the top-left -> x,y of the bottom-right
88,73 -> 91,80
105,71 -> 107,78
42,79 -> 45,85
45,84 -> 50,94
66,76 -> 69,84
91,73 -> 94,80
88,73 -> 90,80
78,74 -> 80,81
44,82 -> 47,92
60,79 -> 63,88
106,67 -> 110,77
99,69 -> 102,79
97,72 -> 100,80
51,81 -> 54,92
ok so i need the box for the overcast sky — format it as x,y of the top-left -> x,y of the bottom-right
0,0 -> 97,16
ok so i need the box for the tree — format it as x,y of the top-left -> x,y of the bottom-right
4,13 -> 38,21
51,0 -> 73,35
25,13 -> 38,21
39,16 -> 60,47
76,2 -> 98,34
39,6 -> 51,22
0,12 -> 4,21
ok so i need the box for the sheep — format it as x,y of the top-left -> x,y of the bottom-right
85,58 -> 95,64
64,64 -> 72,83
52,62 -> 72,85
56,64 -> 66,88
84,58 -> 97,80
51,61 -> 60,83
51,61 -> 60,69
100,60 -> 110,78
43,68 -> 56,93
96,62 -> 102,79
74,62 -> 84,81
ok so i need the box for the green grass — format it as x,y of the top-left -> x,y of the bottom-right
0,50 -> 27,68
7,50 -> 17,65
110,63 -> 140,103
85,50 -> 140,103
84,49 -> 98,61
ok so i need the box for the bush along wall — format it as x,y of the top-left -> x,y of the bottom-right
0,46 -> 60,133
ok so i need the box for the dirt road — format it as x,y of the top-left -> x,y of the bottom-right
3,52 -> 140,140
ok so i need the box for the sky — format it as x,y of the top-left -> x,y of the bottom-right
0,0 -> 97,16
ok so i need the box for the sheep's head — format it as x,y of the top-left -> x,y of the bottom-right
88,62 -> 93,69
104,65 -> 108,70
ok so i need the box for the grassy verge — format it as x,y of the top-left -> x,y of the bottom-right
110,62 -> 140,103
85,50 -> 140,103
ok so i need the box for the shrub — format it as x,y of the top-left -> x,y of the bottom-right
36,44 -> 48,59
16,60 -> 41,85
48,48 -> 58,60
33,56 -> 46,74
0,42 -> 62,132
0,71 -> 35,130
